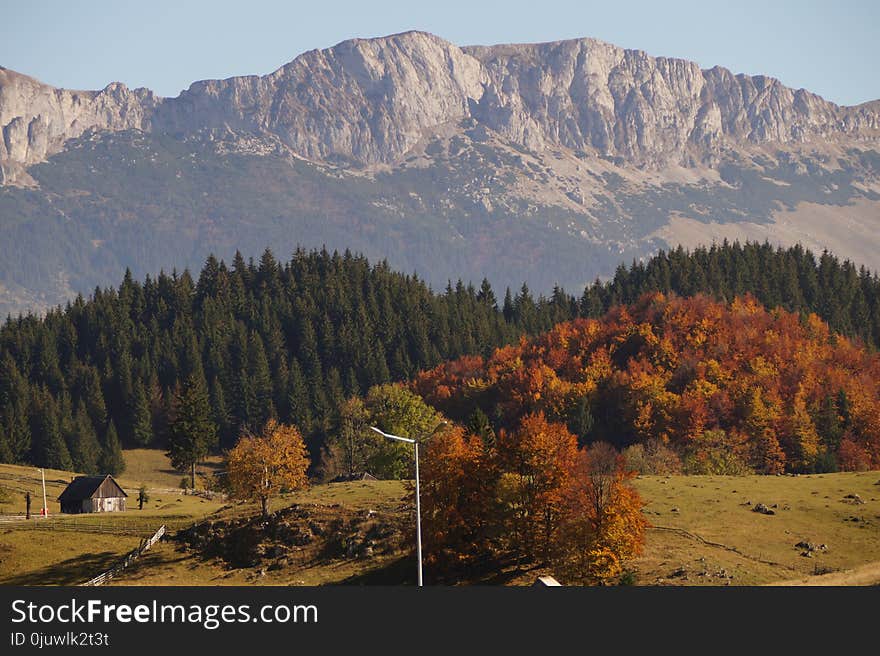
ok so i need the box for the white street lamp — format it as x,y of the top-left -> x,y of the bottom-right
370,425 -> 423,586
35,468 -> 48,518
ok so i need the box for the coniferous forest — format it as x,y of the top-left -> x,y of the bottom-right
1,241 -> 880,475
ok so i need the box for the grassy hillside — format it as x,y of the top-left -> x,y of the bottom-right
633,471 -> 880,585
0,450 -> 409,586
0,449 -> 228,585
1,449 -> 878,586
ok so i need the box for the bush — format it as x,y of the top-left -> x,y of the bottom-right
622,439 -> 682,475
812,451 -> 838,474
618,569 -> 637,586
838,437 -> 872,471
683,429 -> 753,475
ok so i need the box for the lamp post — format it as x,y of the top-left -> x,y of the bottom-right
36,468 -> 48,518
371,425 -> 433,586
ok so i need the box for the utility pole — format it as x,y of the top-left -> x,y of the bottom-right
25,491 -> 31,520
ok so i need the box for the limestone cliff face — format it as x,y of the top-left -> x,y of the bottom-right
1,31 -> 878,176
0,67 -> 156,168
155,31 -> 488,165
465,39 -> 879,165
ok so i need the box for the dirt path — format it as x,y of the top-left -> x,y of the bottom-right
768,560 -> 880,586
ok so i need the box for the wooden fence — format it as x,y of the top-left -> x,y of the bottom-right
0,514 -> 195,534
82,525 -> 166,586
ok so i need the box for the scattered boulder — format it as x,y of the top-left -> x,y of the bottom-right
752,503 -> 775,515
843,494 -> 865,505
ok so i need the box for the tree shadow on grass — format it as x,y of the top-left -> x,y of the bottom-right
1,551 -> 123,586
337,553 -> 536,586
338,556 -> 416,586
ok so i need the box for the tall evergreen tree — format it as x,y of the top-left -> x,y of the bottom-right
466,407 -> 496,449
99,420 -> 125,476
167,374 -> 217,488
67,402 -> 102,474
130,380 -> 154,447
28,388 -> 72,471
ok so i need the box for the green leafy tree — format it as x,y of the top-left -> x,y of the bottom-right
364,384 -> 445,479
327,397 -> 373,480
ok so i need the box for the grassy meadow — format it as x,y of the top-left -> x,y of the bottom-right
0,449 -> 878,586
633,471 -> 880,585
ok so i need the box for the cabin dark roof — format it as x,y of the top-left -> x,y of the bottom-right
57,475 -> 127,502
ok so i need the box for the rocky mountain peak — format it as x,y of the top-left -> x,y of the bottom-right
1,31 -> 879,181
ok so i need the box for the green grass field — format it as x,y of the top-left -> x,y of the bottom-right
1,449 -> 878,586
0,450 -> 228,585
632,471 -> 880,585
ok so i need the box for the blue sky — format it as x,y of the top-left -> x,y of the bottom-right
2,0 -> 878,106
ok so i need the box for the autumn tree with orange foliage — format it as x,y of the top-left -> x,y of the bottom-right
226,419 -> 310,517
556,450 -> 647,584
495,413 -> 578,562
421,413 -> 646,584
420,425 -> 493,565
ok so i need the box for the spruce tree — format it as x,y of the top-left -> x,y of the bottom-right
29,389 -> 72,471
167,374 -> 217,488
466,407 -> 496,449
0,429 -> 12,463
67,402 -> 102,474
246,331 -> 274,428
477,278 -> 497,309
99,421 -> 125,476
287,358 -> 312,433
130,380 -> 154,447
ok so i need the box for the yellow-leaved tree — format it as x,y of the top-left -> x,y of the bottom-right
226,419 -> 310,517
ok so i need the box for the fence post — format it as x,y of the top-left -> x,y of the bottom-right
82,524 -> 167,586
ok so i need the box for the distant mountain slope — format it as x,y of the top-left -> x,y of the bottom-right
1,31 -> 879,315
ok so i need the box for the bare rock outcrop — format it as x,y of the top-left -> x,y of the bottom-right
2,31 -> 879,176
0,67 -> 157,174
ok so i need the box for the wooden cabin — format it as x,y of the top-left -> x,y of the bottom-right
57,475 -> 127,514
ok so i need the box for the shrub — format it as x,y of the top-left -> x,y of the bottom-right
683,429 -> 753,475
622,439 -> 682,475
837,437 -> 872,472
618,569 -> 637,586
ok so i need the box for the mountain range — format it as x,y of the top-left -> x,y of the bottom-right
1,30 -> 878,315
